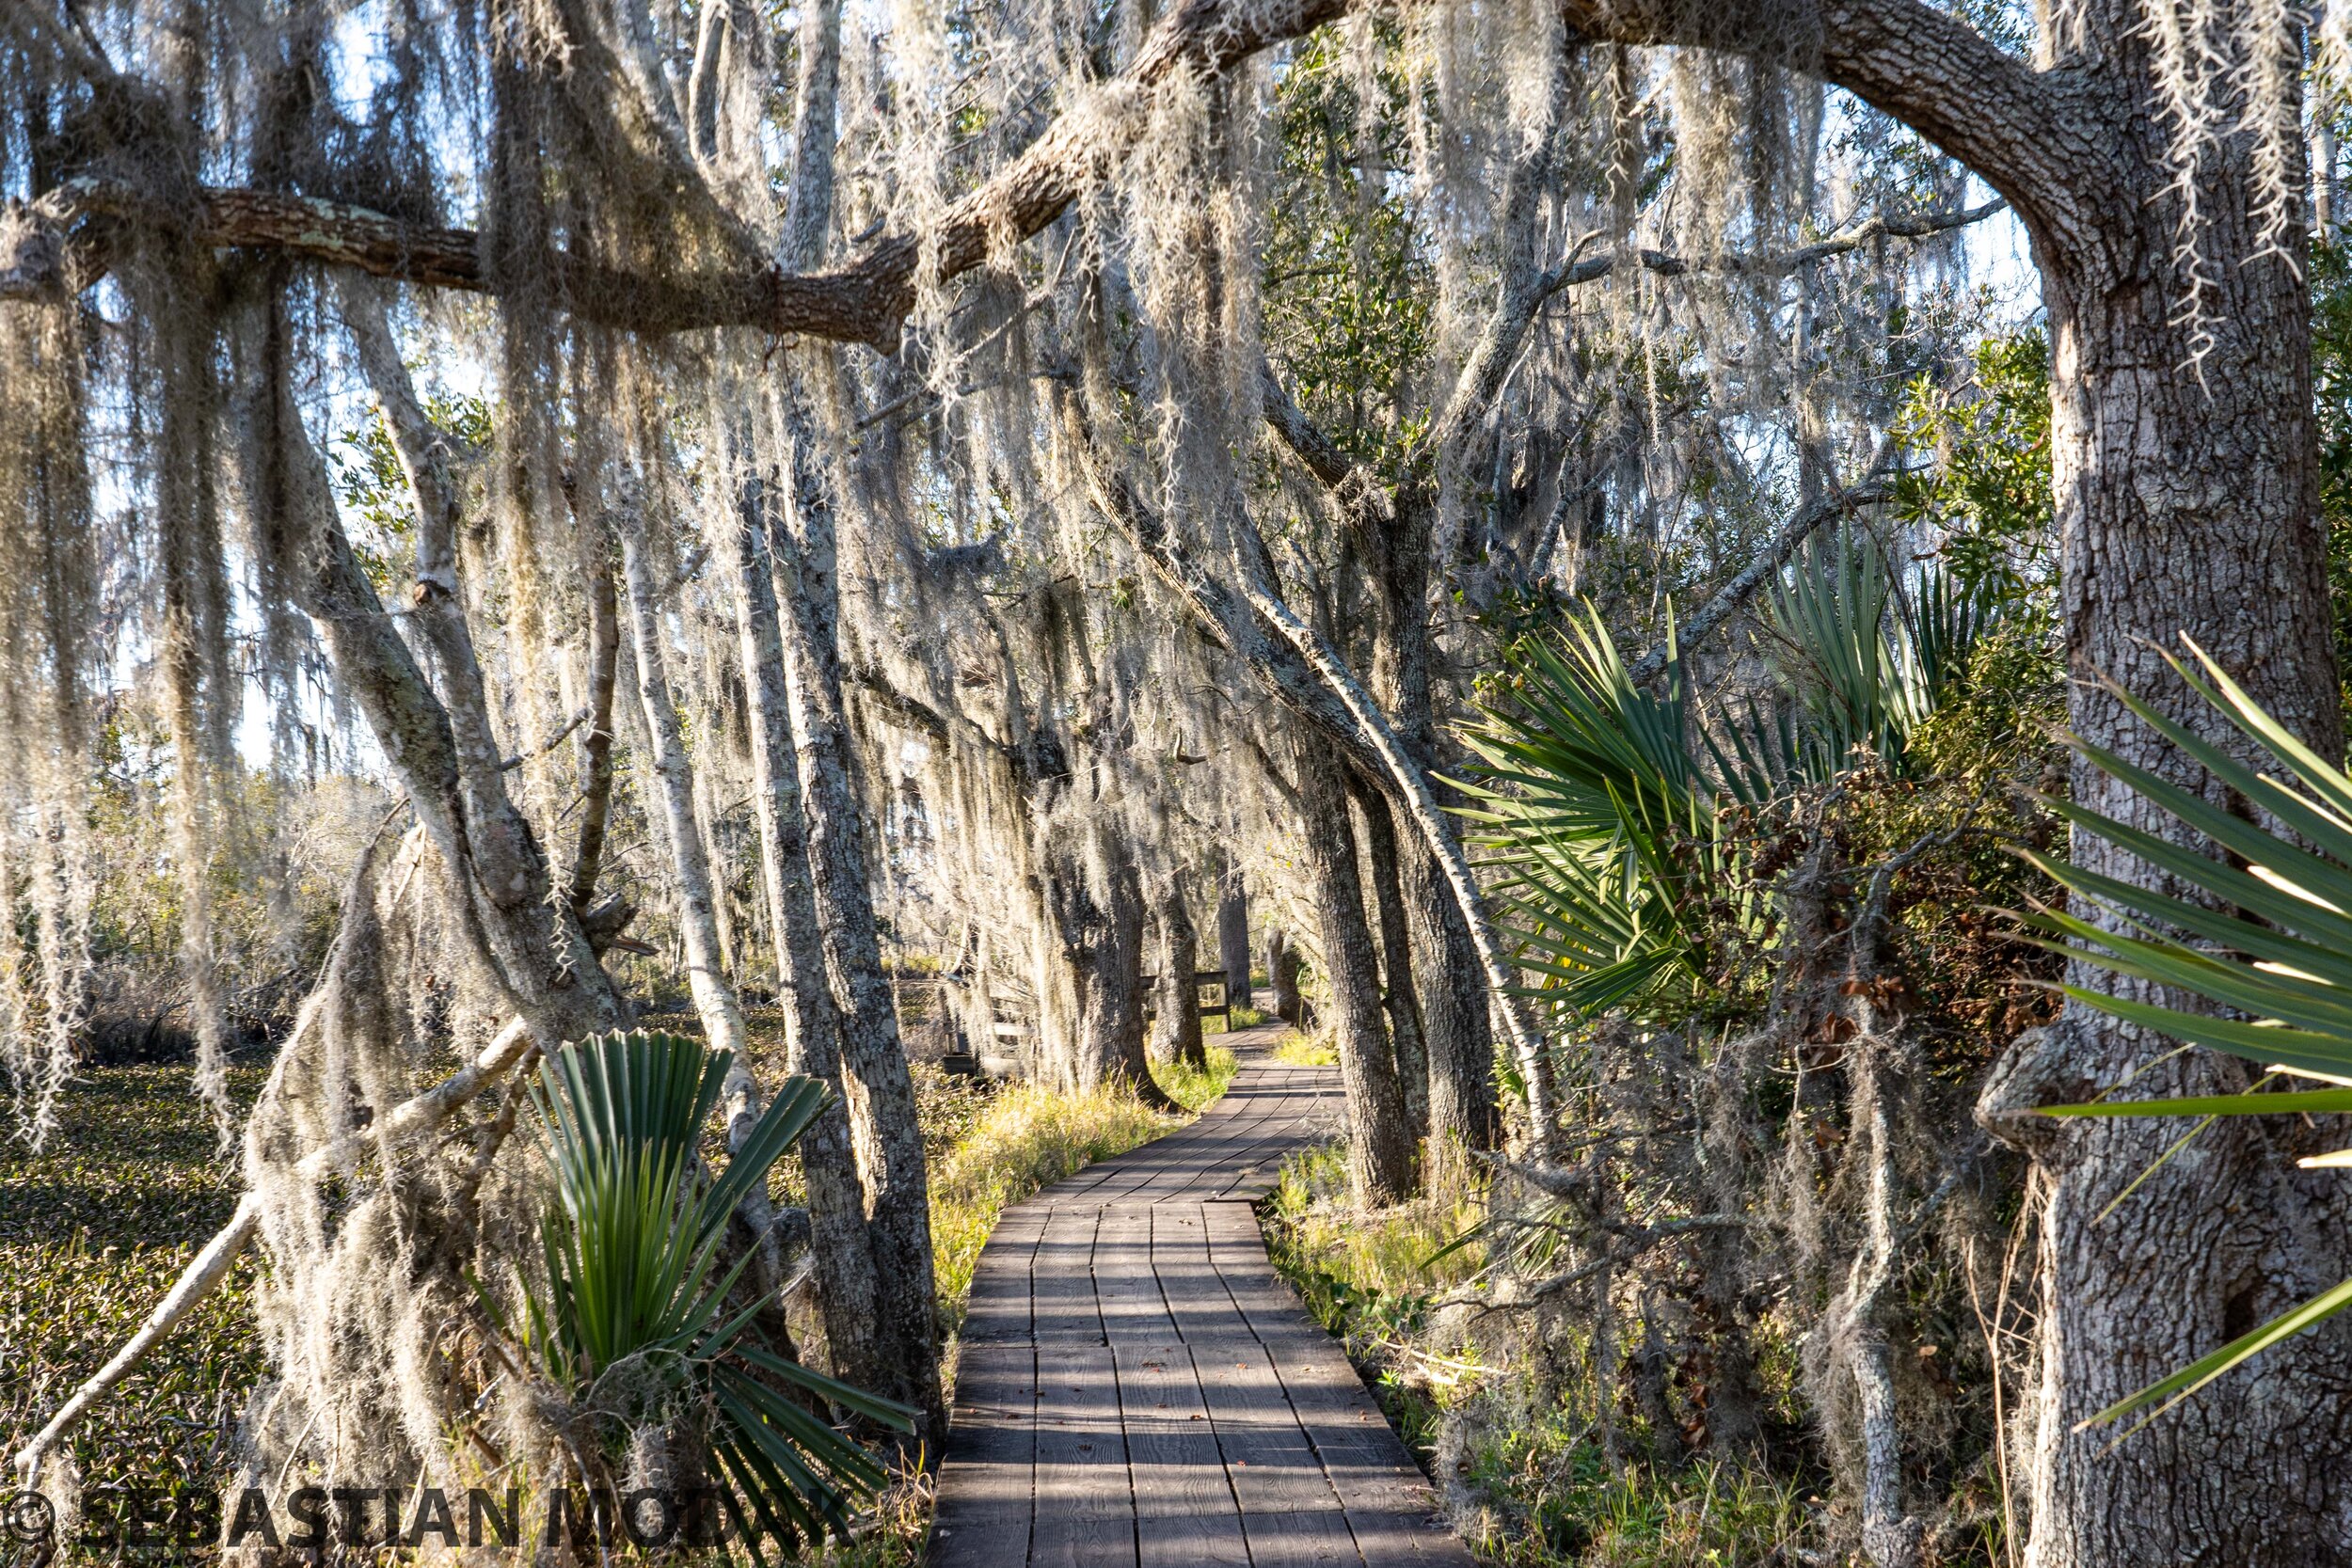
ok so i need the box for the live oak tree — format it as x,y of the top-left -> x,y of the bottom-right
6,0 -> 2350,1561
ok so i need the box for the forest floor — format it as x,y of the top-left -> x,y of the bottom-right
1262,1150 -> 1835,1568
0,1018 -> 1243,1560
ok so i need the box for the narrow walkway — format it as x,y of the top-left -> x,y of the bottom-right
928,1028 -> 1475,1568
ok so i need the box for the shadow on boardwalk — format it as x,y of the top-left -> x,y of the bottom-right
928,1026 -> 1475,1568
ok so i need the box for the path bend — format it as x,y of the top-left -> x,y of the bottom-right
927,1027 -> 1475,1568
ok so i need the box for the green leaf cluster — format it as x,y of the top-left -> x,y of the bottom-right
1461,532 -> 1996,1029
506,1029 -> 914,1556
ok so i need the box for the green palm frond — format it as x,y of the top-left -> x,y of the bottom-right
2026,641 -> 2352,1429
1763,527 -> 1992,780
522,1029 -> 913,1552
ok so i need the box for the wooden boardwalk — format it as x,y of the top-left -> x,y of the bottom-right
928,1028 -> 1475,1568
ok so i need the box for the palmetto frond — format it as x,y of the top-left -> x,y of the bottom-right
519,1029 -> 914,1556
2025,643 -> 2352,1432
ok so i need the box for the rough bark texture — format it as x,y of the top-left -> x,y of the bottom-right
1348,768 -> 1429,1150
314,293 -> 618,1044
1034,812 -> 1172,1106
1217,859 -> 1253,1009
1268,929 -> 1304,1028
5,1 -> 1350,347
1296,738 -> 1414,1206
1152,871 -> 1208,1071
618,523 -> 750,1061
1995,107 -> 2352,1568
769,381 -> 945,1443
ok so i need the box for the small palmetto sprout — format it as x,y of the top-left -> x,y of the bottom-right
2020,642 -> 2352,1431
505,1029 -> 914,1558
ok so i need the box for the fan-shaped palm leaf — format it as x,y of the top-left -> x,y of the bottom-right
516,1029 -> 914,1557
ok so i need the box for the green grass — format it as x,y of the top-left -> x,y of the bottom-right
1272,1033 -> 1339,1067
1154,1043 -> 1241,1113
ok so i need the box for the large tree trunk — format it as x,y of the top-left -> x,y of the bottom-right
1036,813 -> 1174,1106
1295,739 -> 1414,1206
1985,118 -> 2352,1568
1151,868 -> 1208,1071
767,382 -> 945,1444
1216,858 -> 1253,1008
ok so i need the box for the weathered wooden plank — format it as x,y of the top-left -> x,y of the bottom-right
929,1341 -> 1038,1568
1031,1344 -> 1136,1568
1032,1204 -> 1105,1348
1189,1332 -> 1360,1567
1199,1203 -> 1473,1568
963,1202 -> 1050,1345
1150,1203 -> 1236,1344
1096,1204 -> 1180,1346
1117,1342 -> 1251,1568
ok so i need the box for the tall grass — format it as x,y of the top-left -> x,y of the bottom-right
1263,1145 -> 1821,1567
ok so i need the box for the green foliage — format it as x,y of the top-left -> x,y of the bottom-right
1893,328 -> 2055,610
1462,532 -> 1995,1031
329,392 -> 491,592
1262,23 -> 1435,477
1760,529 -> 1994,779
1460,608 -> 1740,1023
2023,644 -> 2352,1430
0,1064 -> 266,1504
512,1030 -> 913,1554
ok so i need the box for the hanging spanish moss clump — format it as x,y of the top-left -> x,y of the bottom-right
0,288 -> 97,1148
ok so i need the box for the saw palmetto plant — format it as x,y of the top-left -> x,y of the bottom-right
512,1029 -> 914,1555
1462,532 -> 1991,1030
2022,645 -> 2352,1431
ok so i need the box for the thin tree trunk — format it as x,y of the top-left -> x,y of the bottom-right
619,523 -> 750,1062
565,515 -> 622,912
1152,867 -> 1207,1071
619,514 -> 806,1311
1217,857 -> 1252,1008
767,381 -> 945,1442
1267,928 -> 1303,1028
1347,768 -> 1428,1150
1296,739 -> 1413,1206
718,467 -> 882,1394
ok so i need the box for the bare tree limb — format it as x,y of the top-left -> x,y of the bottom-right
5,0 -> 1347,346
1626,446 -> 1900,687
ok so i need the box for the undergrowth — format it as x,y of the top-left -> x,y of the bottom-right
7,1038 -> 1238,1564
1272,1033 -> 1340,1067
0,1062 -> 267,1529
1263,1144 -> 1826,1568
